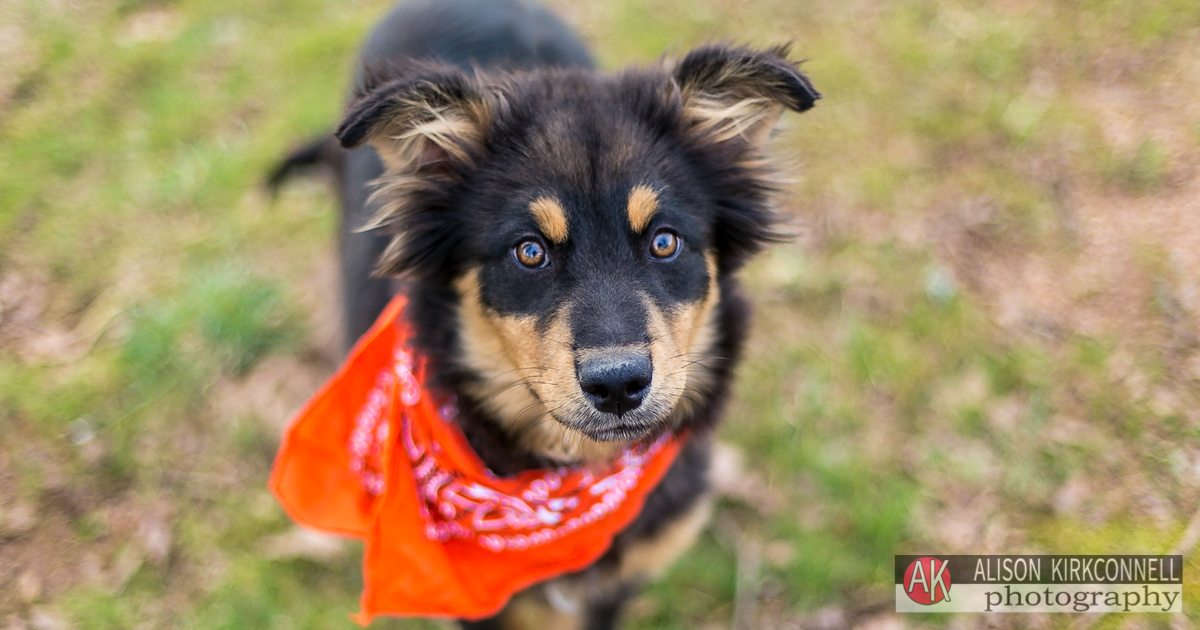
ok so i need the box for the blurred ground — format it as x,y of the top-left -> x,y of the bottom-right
1,0 -> 1199,628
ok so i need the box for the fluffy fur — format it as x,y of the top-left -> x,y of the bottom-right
270,1 -> 818,627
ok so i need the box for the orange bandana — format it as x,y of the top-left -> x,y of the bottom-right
269,296 -> 684,623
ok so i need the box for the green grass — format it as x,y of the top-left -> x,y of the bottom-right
2,0 -> 1199,627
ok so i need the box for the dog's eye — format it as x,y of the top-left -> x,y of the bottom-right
648,230 -> 681,260
513,239 -> 549,268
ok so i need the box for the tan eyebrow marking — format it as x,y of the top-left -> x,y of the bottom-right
529,196 -> 569,244
627,185 -> 659,233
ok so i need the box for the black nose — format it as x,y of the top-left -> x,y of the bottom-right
577,351 -> 653,416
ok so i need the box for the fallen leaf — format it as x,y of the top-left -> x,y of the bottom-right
26,611 -> 68,630
710,441 -> 783,515
0,501 -> 38,537
852,614 -> 906,630
17,571 -> 42,602
259,526 -> 348,561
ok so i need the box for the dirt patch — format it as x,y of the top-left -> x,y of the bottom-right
964,49 -> 1200,344
960,175 -> 1200,343
0,272 -> 47,355
0,436 -> 115,619
207,352 -> 331,435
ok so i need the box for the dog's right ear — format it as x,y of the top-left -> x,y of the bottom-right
335,66 -> 494,173
673,44 -> 820,148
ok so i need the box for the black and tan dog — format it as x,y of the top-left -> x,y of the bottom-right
271,0 -> 818,627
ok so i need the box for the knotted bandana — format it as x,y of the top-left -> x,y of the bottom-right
269,296 -> 684,623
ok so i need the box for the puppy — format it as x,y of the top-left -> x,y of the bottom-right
271,0 -> 818,627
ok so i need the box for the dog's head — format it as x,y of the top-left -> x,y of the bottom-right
336,45 -> 818,459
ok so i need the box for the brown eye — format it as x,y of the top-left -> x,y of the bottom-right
513,239 -> 548,268
648,230 -> 680,260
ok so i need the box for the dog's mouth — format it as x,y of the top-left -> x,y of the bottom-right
537,347 -> 682,443
535,387 -> 679,445
579,420 -> 660,443
555,406 -> 668,443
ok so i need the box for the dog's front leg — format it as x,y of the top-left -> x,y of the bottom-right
459,584 -> 583,630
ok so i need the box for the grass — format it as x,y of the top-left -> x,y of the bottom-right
2,0 -> 1199,628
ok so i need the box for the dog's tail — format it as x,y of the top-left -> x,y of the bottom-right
266,134 -> 343,194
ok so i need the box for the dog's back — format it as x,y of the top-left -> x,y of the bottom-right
356,0 -> 592,80
272,0 -> 593,352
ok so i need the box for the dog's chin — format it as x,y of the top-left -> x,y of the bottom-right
556,401 -> 677,443
578,420 -> 659,443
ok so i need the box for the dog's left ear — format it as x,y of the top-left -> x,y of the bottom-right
335,65 -> 494,174
673,44 -> 819,147
670,45 -> 819,271
333,64 -> 496,277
